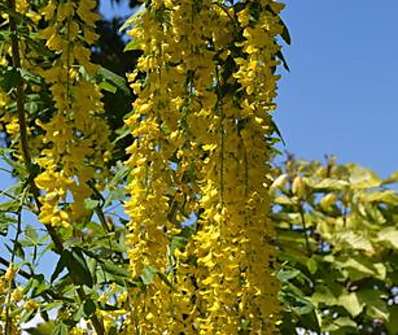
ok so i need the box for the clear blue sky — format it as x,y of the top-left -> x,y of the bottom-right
275,1 -> 398,178
100,0 -> 398,178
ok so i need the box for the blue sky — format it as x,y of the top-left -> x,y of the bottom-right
275,1 -> 398,178
100,0 -> 398,178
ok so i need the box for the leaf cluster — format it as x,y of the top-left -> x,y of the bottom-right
273,155 -> 398,334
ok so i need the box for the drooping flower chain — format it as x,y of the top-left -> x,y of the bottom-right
34,0 -> 111,231
125,0 -> 284,333
0,1 -> 42,160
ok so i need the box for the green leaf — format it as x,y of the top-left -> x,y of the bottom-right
386,305 -> 398,334
270,119 -> 286,145
73,304 -> 85,322
50,254 -> 66,283
338,257 -> 378,281
298,309 -> 320,333
335,231 -> 374,254
0,200 -> 20,212
20,68 -> 42,85
118,5 -> 144,32
306,257 -> 318,275
276,50 -> 290,72
274,195 -> 295,206
13,240 -> 25,259
277,268 -> 301,282
124,39 -> 141,52
84,199 -> 99,210
71,248 -> 93,287
364,190 -> 398,205
30,274 -> 49,298
348,164 -> 381,189
306,178 -> 349,191
0,66 -> 21,92
60,249 -> 93,287
97,66 -> 130,95
112,126 -> 131,145
101,260 -> 130,278
99,81 -> 117,94
0,213 -> 16,236
337,292 -> 364,317
378,227 -> 398,250
51,323 -> 68,335
357,289 -> 389,320
24,225 -> 40,246
83,299 -> 97,318
324,317 -> 357,333
140,266 -> 157,285
280,18 -> 291,45
26,321 -> 56,335
170,236 -> 187,254
311,285 -> 338,306
26,33 -> 53,58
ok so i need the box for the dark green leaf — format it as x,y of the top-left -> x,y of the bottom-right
280,18 -> 291,45
99,81 -> 117,94
60,249 -> 93,287
102,260 -> 130,278
83,299 -> 97,318
50,254 -> 66,283
97,66 -> 130,95
276,50 -> 290,72
0,66 -> 21,92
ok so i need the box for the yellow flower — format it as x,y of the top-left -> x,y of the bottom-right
36,0 -> 112,232
25,299 -> 39,311
5,264 -> 16,282
123,0 -> 284,333
11,287 -> 24,302
41,1 -> 56,20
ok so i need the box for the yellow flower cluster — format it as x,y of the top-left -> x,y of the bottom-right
34,0 -> 111,230
0,1 -> 42,158
125,0 -> 285,334
125,2 -> 184,331
0,266 -> 22,334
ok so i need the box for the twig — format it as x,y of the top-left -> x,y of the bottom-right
4,185 -> 27,333
298,202 -> 312,256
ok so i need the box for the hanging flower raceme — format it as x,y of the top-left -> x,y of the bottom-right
124,2 -> 190,331
125,0 -> 286,334
0,1 -> 42,160
221,4 -> 285,334
34,0 -> 111,232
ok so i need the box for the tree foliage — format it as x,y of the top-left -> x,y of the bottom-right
274,156 -> 398,334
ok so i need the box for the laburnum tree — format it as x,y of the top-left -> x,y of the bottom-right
1,1 -> 398,335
